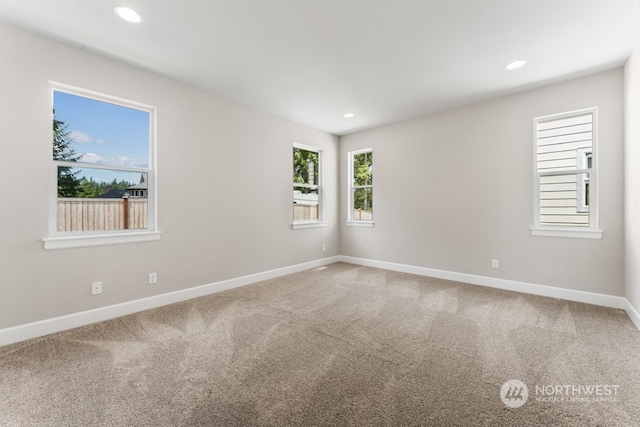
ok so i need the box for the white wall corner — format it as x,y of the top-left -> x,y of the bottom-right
626,300 -> 640,331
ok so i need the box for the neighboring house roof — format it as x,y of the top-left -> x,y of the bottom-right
127,174 -> 147,191
96,189 -> 127,199
127,182 -> 147,190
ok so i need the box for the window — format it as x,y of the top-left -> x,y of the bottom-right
43,83 -> 159,249
292,143 -> 325,228
531,108 -> 601,239
347,149 -> 373,227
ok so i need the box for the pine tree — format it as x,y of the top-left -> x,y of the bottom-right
53,112 -> 81,197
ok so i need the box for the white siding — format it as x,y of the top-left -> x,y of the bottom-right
536,111 -> 593,227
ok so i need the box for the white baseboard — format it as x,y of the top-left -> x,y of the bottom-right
3,254 -> 638,347
0,256 -> 341,347
339,256 -> 638,326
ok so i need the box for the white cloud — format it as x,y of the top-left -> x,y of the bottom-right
78,153 -> 148,168
69,130 -> 93,143
116,156 -> 148,168
69,130 -> 103,144
79,153 -> 104,164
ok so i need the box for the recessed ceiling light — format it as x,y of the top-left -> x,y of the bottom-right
114,6 -> 142,23
343,113 -> 355,118
505,60 -> 527,70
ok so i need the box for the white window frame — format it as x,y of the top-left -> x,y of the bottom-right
347,148 -> 374,227
43,82 -> 160,250
292,142 -> 326,229
576,148 -> 592,213
531,107 -> 602,239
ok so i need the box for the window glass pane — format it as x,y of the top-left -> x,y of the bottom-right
536,113 -> 592,173
353,152 -> 373,186
53,90 -> 150,168
293,187 -> 319,221
56,167 -> 148,232
293,146 -> 320,222
293,147 -> 318,186
534,109 -> 598,234
353,187 -> 373,219
539,171 -> 590,227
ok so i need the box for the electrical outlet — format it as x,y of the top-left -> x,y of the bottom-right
492,259 -> 499,269
149,272 -> 157,285
92,282 -> 102,295
322,244 -> 326,252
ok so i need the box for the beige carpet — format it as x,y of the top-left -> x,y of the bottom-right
1,262 -> 639,426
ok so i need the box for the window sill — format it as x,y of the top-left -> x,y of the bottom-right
43,230 -> 162,250
346,221 -> 374,228
530,227 -> 602,240
291,221 -> 327,230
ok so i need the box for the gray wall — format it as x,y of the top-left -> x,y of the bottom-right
340,69 -> 625,296
625,41 -> 640,314
0,24 -> 339,330
0,21 -> 632,333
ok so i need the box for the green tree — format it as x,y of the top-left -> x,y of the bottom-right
53,112 -> 82,197
78,177 -> 135,198
108,178 -> 136,191
293,147 -> 318,192
353,151 -> 373,212
78,177 -> 102,198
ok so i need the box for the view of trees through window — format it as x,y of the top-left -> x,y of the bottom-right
53,116 -> 139,198
293,146 -> 320,221
351,150 -> 373,221
52,87 -> 152,232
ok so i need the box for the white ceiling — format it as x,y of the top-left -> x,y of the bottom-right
1,0 -> 639,135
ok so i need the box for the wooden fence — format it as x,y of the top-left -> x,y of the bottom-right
293,204 -> 319,221
353,209 -> 373,220
57,198 -> 148,232
58,200 -> 365,231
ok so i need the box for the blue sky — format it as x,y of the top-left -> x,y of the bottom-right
53,90 -> 150,183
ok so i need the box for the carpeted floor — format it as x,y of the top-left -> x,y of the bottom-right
1,262 -> 639,426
